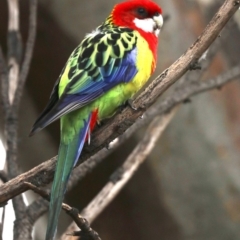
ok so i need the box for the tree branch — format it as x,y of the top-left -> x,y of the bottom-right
83,110 -> 175,222
0,0 -> 38,238
6,0 -> 26,229
0,63 -> 239,205
0,0 -> 239,213
85,0 -> 239,154
61,111 -> 176,237
7,0 -> 21,105
63,65 -> 240,236
24,182 -> 101,240
13,0 -> 37,108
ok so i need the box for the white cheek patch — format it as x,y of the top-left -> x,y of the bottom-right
133,18 -> 155,33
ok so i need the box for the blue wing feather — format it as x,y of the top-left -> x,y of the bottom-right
30,32 -> 137,135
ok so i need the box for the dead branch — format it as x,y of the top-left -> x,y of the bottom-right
0,0 -> 238,207
83,110 -> 175,222
13,0 -> 37,108
0,62 -> 239,213
62,65 -> 240,236
0,0 -> 38,239
6,0 -> 26,230
86,0 -> 239,153
61,111 -> 176,237
24,182 -> 101,240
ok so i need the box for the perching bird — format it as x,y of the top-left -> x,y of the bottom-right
30,0 -> 163,239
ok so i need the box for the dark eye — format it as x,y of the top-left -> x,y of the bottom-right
136,7 -> 148,18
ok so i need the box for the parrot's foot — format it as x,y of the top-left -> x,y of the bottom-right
127,99 -> 138,111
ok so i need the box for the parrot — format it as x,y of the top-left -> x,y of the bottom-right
30,0 -> 163,239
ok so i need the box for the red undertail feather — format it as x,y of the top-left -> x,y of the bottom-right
86,109 -> 99,142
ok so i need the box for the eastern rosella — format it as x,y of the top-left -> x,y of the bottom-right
30,0 -> 163,239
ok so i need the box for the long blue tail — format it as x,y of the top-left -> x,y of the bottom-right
45,116 -> 91,240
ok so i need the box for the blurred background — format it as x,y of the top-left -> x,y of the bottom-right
1,0 -> 240,239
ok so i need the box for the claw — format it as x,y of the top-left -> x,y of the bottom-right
127,99 -> 138,111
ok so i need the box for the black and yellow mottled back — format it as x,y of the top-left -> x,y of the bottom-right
30,20 -> 139,134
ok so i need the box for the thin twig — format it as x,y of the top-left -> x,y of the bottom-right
24,182 -> 101,240
24,182 -> 50,200
63,208 -> 101,240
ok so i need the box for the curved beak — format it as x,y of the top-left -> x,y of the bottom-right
153,14 -> 163,35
